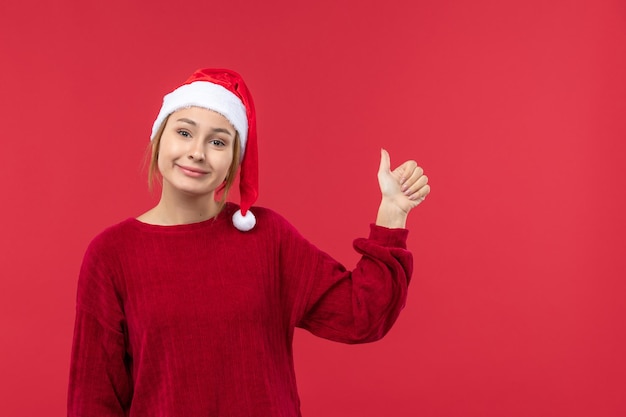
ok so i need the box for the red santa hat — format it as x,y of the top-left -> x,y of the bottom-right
151,68 -> 258,231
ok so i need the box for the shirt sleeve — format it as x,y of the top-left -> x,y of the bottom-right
279,220 -> 413,344
68,235 -> 133,416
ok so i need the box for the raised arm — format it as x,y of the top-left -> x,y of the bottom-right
282,150 -> 430,342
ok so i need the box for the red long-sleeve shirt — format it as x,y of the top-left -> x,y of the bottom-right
68,203 -> 413,416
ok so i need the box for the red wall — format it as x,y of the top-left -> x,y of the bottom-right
1,1 -> 625,416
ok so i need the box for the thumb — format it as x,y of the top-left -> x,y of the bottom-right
378,148 -> 391,175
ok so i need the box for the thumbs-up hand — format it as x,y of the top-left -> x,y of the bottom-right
376,149 -> 430,228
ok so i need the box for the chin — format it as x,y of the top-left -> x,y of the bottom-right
164,180 -> 217,198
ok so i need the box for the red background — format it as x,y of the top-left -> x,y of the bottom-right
1,1 -> 625,416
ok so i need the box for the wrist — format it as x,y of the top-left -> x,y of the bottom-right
376,199 -> 407,229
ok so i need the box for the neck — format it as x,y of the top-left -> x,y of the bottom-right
149,186 -> 222,226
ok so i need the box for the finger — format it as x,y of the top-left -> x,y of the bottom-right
404,174 -> 429,196
391,160 -> 417,186
398,163 -> 423,191
409,184 -> 431,201
378,148 -> 391,175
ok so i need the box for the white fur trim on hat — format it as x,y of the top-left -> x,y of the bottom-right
151,81 -> 248,161
232,209 -> 256,232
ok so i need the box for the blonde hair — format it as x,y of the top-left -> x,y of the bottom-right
146,115 -> 242,213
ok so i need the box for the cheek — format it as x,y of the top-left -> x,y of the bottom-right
213,149 -> 234,171
156,147 -> 168,172
157,155 -> 167,175
156,150 -> 176,177
156,138 -> 182,170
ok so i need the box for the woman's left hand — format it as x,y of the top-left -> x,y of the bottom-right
377,148 -> 430,215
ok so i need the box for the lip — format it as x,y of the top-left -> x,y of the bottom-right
177,164 -> 209,177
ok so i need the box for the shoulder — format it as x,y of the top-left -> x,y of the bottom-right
223,203 -> 300,237
83,218 -> 138,261
224,203 -> 291,227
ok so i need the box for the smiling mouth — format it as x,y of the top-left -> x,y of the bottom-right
177,165 -> 209,176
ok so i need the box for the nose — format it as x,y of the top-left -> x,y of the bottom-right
188,151 -> 205,161
188,142 -> 205,162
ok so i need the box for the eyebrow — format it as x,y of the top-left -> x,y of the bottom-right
176,118 -> 234,137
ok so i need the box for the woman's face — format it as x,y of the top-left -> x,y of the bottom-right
157,106 -> 236,199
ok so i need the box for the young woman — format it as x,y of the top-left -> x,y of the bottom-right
68,68 -> 430,416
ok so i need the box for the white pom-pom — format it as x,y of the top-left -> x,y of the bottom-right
232,209 -> 256,231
